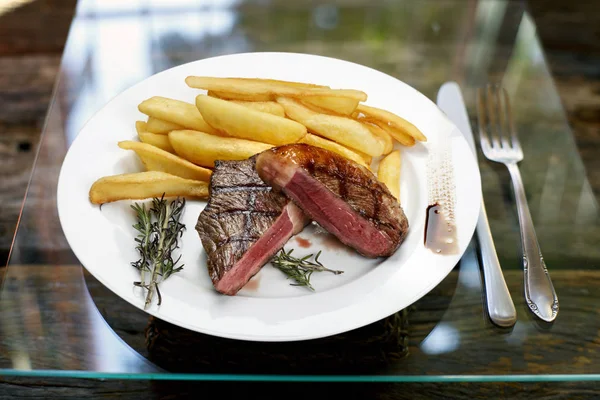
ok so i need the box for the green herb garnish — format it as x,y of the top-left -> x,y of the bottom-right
271,248 -> 343,290
131,195 -> 186,309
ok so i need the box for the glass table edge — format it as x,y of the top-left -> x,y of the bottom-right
2,370 -> 600,382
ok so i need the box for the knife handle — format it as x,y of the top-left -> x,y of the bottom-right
476,199 -> 517,328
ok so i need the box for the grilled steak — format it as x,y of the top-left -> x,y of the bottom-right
255,144 -> 409,258
196,157 -> 308,295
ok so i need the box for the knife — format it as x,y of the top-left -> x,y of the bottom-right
437,82 -> 517,328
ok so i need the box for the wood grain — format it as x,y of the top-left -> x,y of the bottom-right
2,265 -> 600,377
0,0 -> 75,264
2,264 -> 600,397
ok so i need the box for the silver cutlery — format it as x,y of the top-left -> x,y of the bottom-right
437,82 -> 517,328
476,84 -> 559,322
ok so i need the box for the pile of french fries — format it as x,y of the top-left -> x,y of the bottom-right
89,77 -> 427,205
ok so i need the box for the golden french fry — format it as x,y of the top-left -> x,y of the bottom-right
195,95 -> 306,145
276,97 -> 384,157
135,121 -> 147,135
385,125 -> 416,147
145,117 -> 184,134
138,96 -> 219,135
138,131 -> 175,153
89,171 -> 209,204
209,90 -> 357,115
186,76 -> 367,101
229,100 -> 285,117
205,78 -> 357,114
224,78 -> 328,88
301,96 -> 359,116
208,90 -> 272,102
299,134 -> 369,168
355,114 -> 416,147
169,130 -> 273,168
363,121 -> 394,154
377,150 -> 401,201
356,104 -> 426,142
118,140 -> 211,181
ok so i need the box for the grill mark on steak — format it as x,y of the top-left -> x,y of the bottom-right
208,210 -> 283,217
196,157 -> 308,295
211,185 -> 272,193
255,144 -> 409,258
245,191 -> 256,234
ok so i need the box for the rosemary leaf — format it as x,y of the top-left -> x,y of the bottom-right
130,195 -> 186,309
271,248 -> 343,290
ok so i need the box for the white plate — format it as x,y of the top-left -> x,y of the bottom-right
57,52 -> 481,342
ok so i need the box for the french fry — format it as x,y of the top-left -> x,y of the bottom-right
229,100 -> 285,117
377,150 -> 401,201
276,97 -> 385,157
387,125 -> 416,146
301,96 -> 359,116
186,76 -> 367,101
135,121 -> 147,135
89,171 -> 209,204
209,91 -> 357,115
138,131 -> 175,153
355,114 -> 416,147
146,117 -> 184,134
138,96 -> 219,135
363,121 -> 394,154
195,95 -> 306,145
224,78 -> 328,88
299,134 -> 369,168
118,140 -> 212,181
208,90 -> 272,102
205,78 -> 357,114
169,130 -> 273,168
356,104 -> 427,142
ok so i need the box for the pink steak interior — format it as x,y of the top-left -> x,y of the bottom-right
283,169 -> 392,258
215,204 -> 302,295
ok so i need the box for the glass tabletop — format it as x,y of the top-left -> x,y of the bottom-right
1,0 -> 599,382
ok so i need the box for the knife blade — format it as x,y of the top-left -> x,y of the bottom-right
436,81 -> 517,328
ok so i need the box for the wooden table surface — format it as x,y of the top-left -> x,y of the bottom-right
1,0 -> 599,398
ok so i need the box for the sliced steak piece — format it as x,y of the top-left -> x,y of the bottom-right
196,157 -> 308,295
255,144 -> 409,258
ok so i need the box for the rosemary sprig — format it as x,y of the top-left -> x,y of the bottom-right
271,248 -> 343,290
131,195 -> 186,309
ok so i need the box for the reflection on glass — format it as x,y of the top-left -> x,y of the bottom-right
458,243 -> 483,290
420,322 -> 460,355
505,321 -> 527,345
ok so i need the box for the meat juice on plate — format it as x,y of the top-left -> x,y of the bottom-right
424,202 -> 459,255
294,236 -> 312,248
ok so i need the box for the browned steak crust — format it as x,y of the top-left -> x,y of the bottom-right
196,157 -> 289,287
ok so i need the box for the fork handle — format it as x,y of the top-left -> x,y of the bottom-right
506,162 -> 559,322
476,199 -> 517,327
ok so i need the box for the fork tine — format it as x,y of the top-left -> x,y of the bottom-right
502,87 -> 521,151
486,84 -> 502,149
495,85 -> 512,149
476,87 -> 491,153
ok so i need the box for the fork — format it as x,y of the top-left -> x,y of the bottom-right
476,85 -> 559,323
